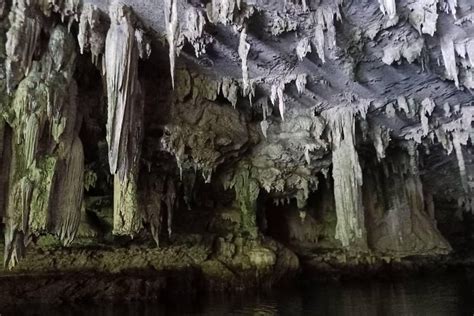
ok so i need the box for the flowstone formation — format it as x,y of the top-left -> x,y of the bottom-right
0,0 -> 473,292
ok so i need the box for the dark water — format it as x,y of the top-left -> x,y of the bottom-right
6,273 -> 474,316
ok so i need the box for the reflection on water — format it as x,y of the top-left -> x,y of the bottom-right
6,273 -> 474,316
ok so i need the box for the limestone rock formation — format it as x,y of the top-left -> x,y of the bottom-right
0,0 -> 472,282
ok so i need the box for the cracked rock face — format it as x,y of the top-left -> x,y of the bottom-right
0,0 -> 473,270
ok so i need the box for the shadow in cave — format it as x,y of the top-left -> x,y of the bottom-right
262,174 -> 336,250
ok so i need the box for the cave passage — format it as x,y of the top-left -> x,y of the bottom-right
0,0 -> 473,306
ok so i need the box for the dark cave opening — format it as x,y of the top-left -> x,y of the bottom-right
263,174 -> 336,249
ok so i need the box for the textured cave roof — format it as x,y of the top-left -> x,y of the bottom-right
78,0 -> 474,198
83,0 -> 474,125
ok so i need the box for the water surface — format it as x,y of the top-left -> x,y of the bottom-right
7,273 -> 474,315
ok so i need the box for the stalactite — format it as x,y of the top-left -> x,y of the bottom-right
164,0 -> 178,89
452,131 -> 469,193
78,4 -> 107,66
5,0 -> 43,91
226,167 -> 259,238
296,37 -> 311,61
382,37 -> 424,65
105,4 -> 137,175
295,74 -> 307,94
258,97 -> 270,138
50,136 -> 84,245
104,4 -> 145,236
438,106 -> 473,194
444,0 -> 458,17
206,0 -> 240,25
165,178 -> 176,237
324,107 -> 367,250
370,123 -> 391,161
396,96 -> 411,116
183,7 -> 207,57
311,3 -> 342,63
314,24 -> 325,63
271,83 -> 286,121
378,0 -> 397,21
221,77 -> 239,108
3,25 -> 82,268
238,27 -> 250,95
441,36 -> 460,87
408,0 -> 439,36
420,98 -> 436,137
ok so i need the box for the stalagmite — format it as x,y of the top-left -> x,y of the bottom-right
104,4 -> 145,236
164,0 -> 179,89
324,107 -> 367,250
144,177 -> 164,247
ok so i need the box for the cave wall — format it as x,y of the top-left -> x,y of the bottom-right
0,0 -> 472,269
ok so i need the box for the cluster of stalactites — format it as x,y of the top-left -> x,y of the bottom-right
439,106 -> 474,194
310,1 -> 343,63
406,0 -> 458,37
2,25 -> 83,269
378,0 -> 472,89
5,0 -> 43,92
78,4 -> 107,66
364,143 -> 452,255
163,0 -> 258,104
323,107 -> 367,250
269,74 -> 307,122
393,96 -> 473,194
440,35 -> 474,89
5,0 -> 84,92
